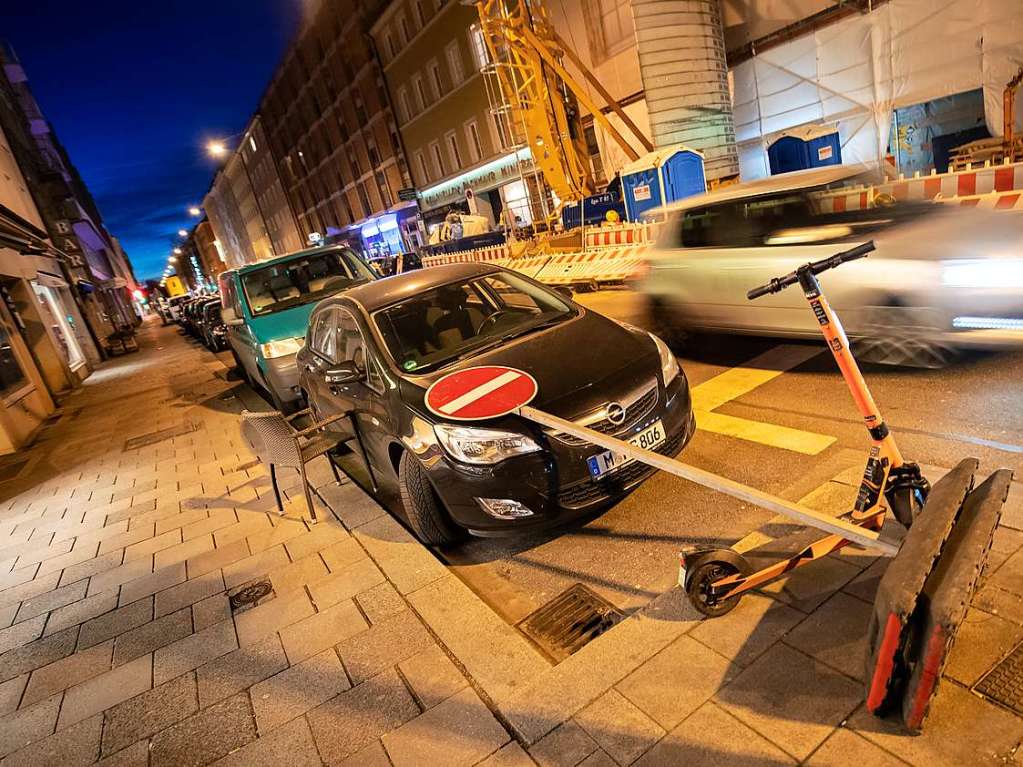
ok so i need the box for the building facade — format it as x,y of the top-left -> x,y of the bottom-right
240,115 -> 302,257
192,219 -> 227,285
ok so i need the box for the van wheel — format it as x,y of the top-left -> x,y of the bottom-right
398,451 -> 462,546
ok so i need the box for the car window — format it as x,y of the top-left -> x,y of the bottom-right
311,310 -> 337,361
337,309 -> 383,391
240,249 -> 375,316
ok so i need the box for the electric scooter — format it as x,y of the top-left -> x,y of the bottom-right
681,241 -> 931,616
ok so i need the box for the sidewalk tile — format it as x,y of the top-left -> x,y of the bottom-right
35,543 -> 100,578
577,750 -> 616,767
86,557 -> 153,598
269,551 -> 330,595
759,556 -> 861,613
804,728 -> 904,766
112,607 -> 192,666
57,653 -> 152,730
354,581 -> 405,624
784,592 -> 874,682
153,535 -> 214,570
192,592 -> 231,631
307,668 -> 418,764
574,689 -> 664,766
0,627 -> 77,683
336,609 -> 431,684
0,615 -> 46,655
975,582 -> 1023,625
221,544 -> 290,590
529,721 -> 599,767
122,529 -> 181,562
382,686 -> 509,767
14,578 -> 88,624
154,617 -> 237,686
250,648 -> 350,734
308,557 -> 384,611
234,589 -> 314,647
185,537 -> 250,580
44,589 -> 118,636
284,523 -> 348,562
212,715 -> 322,767
241,516 -> 304,553
617,635 -> 740,730
319,536 -> 367,573
479,742 -> 537,767
398,645 -> 467,710
634,702 -> 794,767
22,640 -> 114,707
689,593 -> 803,668
118,561 -> 187,606
197,633 -> 287,708
714,643 -> 861,761
58,551 -> 124,588
78,598 -> 152,650
2,712 -> 101,767
945,606 -> 1023,686
338,740 -> 391,766
0,675 -> 26,715
0,571 -> 60,610
97,523 -> 156,556
280,598 -> 367,665
150,691 -> 256,767
96,740 -> 149,767
0,693 -> 60,758
154,569 -> 225,618
352,517 -> 446,595
155,507 -> 208,536
101,672 -> 198,757
180,508 -> 237,541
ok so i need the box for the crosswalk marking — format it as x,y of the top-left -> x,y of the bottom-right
690,344 -> 837,455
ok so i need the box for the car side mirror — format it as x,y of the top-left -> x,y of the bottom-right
325,361 -> 364,385
221,307 -> 244,326
554,285 -> 573,300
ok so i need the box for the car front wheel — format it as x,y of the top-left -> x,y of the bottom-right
398,451 -> 462,546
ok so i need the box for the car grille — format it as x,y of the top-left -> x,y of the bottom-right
557,427 -> 687,509
552,384 -> 659,447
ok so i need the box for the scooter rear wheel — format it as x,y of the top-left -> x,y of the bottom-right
685,553 -> 750,618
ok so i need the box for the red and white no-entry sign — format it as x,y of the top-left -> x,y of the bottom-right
425,365 -> 538,421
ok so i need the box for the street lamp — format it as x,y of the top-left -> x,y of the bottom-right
169,257 -> 177,264
188,206 -> 201,216
177,229 -> 188,238
206,141 -> 227,159
173,247 -> 182,255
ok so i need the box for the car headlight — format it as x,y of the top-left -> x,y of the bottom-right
649,332 -> 680,386
260,337 -> 304,359
942,259 -> 1023,288
434,424 -> 541,465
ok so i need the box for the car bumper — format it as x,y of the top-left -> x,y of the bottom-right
260,354 -> 303,404
427,376 -> 696,536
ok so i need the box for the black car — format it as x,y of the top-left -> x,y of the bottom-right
297,263 -> 695,544
200,300 -> 228,351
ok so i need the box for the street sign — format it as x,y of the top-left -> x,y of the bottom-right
398,188 -> 418,202
425,365 -> 537,421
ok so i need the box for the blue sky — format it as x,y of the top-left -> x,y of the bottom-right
4,1 -> 301,279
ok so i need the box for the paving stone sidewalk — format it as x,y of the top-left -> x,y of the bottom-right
0,318 -> 1018,766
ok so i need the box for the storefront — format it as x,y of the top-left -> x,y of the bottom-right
32,273 -> 87,379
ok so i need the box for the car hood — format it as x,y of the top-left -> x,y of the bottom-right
247,303 -> 318,346
399,309 -> 660,423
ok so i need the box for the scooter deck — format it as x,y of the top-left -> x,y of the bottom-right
742,525 -> 851,573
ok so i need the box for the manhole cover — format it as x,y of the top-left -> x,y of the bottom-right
975,639 -> 1023,713
517,583 -> 625,662
228,578 -> 275,614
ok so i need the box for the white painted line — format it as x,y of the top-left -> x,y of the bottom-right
438,370 -> 523,415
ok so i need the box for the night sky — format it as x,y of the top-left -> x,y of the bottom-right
3,1 -> 301,279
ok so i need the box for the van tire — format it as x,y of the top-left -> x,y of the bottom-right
398,451 -> 461,546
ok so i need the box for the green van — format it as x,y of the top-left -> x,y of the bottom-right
218,244 -> 376,411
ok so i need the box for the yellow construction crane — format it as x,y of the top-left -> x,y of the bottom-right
476,0 -> 653,217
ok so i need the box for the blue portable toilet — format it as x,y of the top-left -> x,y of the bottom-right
620,145 -> 706,221
768,124 -> 842,175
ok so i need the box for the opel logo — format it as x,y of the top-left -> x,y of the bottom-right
605,401 -> 626,426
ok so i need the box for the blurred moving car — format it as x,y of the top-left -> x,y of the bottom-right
639,166 -> 1023,366
219,244 -> 376,412
297,263 -> 695,544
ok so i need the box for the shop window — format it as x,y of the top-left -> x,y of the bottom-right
446,131 -> 462,170
501,179 -> 532,227
430,140 -> 445,178
465,120 -> 484,163
0,314 -> 28,401
583,0 -> 635,64
445,41 -> 464,86
468,24 -> 489,70
428,60 -> 443,99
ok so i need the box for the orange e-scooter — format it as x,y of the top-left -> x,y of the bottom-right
681,241 -> 931,616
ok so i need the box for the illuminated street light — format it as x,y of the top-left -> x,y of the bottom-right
177,229 -> 188,238
206,140 -> 227,158
169,257 -> 177,263
188,206 -> 201,216
173,247 -> 182,254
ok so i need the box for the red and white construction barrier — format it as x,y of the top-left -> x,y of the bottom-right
421,243 -> 511,268
531,244 -> 651,286
583,222 -> 658,248
934,191 -> 1023,211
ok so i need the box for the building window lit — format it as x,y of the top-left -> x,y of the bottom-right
501,180 -> 533,226
249,135 -> 257,152
445,131 -> 462,170
445,41 -> 464,86
465,120 -> 483,163
430,140 -> 445,178
468,24 -> 489,70
428,60 -> 443,99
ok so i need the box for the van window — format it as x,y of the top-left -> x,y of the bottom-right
240,249 -> 375,316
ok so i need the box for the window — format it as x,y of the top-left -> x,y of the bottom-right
501,179 -> 532,226
385,32 -> 397,60
465,120 -> 483,163
414,0 -> 427,27
376,170 -> 393,208
428,60 -> 443,99
311,309 -> 338,361
490,111 -> 511,151
366,136 -> 380,167
397,87 -> 412,122
337,309 -> 384,390
445,41 -> 464,86
445,130 -> 462,169
356,180 -> 372,216
583,0 -> 635,62
240,250 -> 376,316
415,150 -> 430,183
412,74 -> 427,112
397,13 -> 411,45
430,140 -> 445,177
249,135 -> 257,152
468,24 -> 489,70
354,91 -> 367,124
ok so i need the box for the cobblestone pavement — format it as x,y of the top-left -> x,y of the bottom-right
0,318 -> 1018,766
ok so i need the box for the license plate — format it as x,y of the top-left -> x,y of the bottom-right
587,420 -> 665,479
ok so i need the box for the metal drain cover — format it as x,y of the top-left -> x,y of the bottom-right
975,640 -> 1023,713
518,583 -> 625,662
228,578 -> 275,614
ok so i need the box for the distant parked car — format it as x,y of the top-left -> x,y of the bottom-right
200,300 -> 228,351
297,263 -> 695,545
219,244 -> 377,412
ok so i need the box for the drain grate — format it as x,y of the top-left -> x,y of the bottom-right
228,578 -> 275,614
975,640 -> 1023,714
518,583 -> 625,662
123,421 -> 200,451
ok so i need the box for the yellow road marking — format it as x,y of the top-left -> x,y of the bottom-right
690,344 -> 836,455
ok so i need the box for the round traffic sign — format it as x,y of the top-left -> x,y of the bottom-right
425,366 -> 537,421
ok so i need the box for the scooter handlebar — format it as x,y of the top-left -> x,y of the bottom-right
746,241 -> 876,300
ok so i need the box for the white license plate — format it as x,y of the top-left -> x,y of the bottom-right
587,420 -> 665,479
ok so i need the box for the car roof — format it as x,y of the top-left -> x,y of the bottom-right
328,262 -> 502,313
656,165 -> 871,215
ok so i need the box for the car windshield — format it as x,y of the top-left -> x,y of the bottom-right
241,248 -> 375,316
374,271 -> 575,373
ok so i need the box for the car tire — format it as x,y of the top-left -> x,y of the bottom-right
647,297 -> 689,350
398,450 -> 462,546
853,302 -> 955,369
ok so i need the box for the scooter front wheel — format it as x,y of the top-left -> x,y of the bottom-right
684,551 -> 750,618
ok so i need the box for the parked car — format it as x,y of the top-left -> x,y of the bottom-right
297,263 -> 695,545
200,299 -> 228,351
219,244 -> 377,412
638,165 -> 1023,367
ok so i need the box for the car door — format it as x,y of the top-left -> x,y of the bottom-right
302,306 -> 358,440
